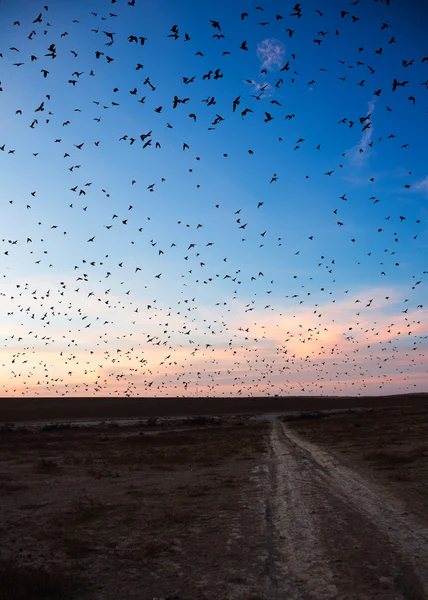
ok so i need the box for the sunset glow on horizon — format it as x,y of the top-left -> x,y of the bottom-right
1,0 -> 427,399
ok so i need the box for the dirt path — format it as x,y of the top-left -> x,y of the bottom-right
266,420 -> 428,599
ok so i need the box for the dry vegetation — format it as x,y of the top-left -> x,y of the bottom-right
1,401 -> 428,599
0,556 -> 81,600
0,417 -> 269,600
2,393 -> 427,423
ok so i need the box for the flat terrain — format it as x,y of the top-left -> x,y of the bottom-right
1,393 -> 427,422
1,404 -> 428,599
0,416 -> 270,600
274,406 -> 428,598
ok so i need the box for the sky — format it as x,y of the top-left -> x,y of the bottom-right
0,0 -> 427,398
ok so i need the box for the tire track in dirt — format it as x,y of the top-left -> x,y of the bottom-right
268,420 -> 428,599
269,421 -> 338,599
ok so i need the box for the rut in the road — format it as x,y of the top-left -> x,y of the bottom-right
269,421 -> 339,600
267,420 -> 428,600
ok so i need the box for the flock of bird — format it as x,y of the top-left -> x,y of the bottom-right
1,0 -> 427,398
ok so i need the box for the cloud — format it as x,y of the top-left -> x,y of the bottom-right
256,38 -> 286,71
1,271 -> 426,398
346,99 -> 376,168
244,79 -> 274,99
415,175 -> 428,195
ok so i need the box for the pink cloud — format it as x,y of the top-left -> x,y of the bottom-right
256,38 -> 286,71
1,275 -> 427,399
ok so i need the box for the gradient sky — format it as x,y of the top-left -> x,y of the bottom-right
0,0 -> 427,398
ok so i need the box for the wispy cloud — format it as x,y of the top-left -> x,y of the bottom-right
415,175 -> 428,195
243,79 -> 274,99
1,271 -> 426,398
256,38 -> 286,71
346,99 -> 376,168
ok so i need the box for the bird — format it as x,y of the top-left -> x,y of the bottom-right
0,0 -> 425,403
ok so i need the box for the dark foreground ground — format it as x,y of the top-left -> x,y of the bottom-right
0,392 -> 427,422
1,403 -> 428,599
1,415 -> 268,600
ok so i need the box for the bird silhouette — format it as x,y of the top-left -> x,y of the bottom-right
0,0 -> 425,402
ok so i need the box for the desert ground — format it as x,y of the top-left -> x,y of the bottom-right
1,393 -> 428,422
1,395 -> 428,599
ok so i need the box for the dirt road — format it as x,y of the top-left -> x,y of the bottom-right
2,411 -> 428,599
265,419 -> 428,599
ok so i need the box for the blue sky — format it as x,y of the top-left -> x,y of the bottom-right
0,0 -> 427,398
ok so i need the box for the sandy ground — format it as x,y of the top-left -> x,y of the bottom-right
1,405 -> 428,599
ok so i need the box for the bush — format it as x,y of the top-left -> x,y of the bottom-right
34,459 -> 60,474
